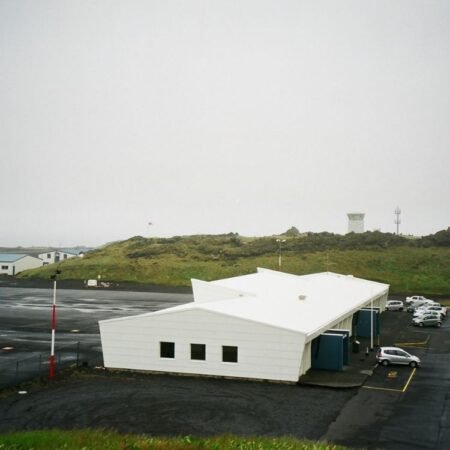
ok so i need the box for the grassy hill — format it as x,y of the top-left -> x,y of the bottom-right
18,229 -> 450,295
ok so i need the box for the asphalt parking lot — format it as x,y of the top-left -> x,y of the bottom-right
323,306 -> 450,450
1,288 -> 449,449
363,364 -> 417,392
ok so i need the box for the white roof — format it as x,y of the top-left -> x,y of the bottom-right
101,269 -> 389,340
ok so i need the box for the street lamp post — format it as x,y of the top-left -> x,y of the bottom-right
276,239 -> 286,269
49,269 -> 61,381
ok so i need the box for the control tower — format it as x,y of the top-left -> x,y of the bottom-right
347,213 -> 365,233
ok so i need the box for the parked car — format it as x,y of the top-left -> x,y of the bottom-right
386,300 -> 404,311
406,295 -> 433,305
376,346 -> 421,367
412,314 -> 442,327
413,309 -> 441,320
420,305 -> 446,319
406,299 -> 436,312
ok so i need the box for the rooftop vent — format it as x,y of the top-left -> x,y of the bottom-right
298,295 -> 307,301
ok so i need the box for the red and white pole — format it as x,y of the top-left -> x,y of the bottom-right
49,278 -> 57,380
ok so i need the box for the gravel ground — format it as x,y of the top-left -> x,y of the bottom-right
0,371 -> 356,438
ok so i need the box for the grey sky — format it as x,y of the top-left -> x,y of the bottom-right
1,0 -> 449,247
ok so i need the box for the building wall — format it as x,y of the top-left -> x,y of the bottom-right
0,264 -> 12,275
100,308 -> 305,382
38,251 -> 76,265
347,213 -> 365,233
0,256 -> 42,275
299,341 -> 312,376
330,315 -> 354,337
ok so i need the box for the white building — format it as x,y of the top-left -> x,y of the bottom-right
100,269 -> 388,383
347,213 -> 365,233
38,249 -> 78,265
0,254 -> 43,276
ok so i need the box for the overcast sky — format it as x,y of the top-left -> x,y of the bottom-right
1,0 -> 449,247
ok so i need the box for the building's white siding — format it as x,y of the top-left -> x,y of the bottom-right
373,292 -> 388,311
299,341 -> 312,376
331,315 -> 354,336
100,308 -> 305,382
0,264 -> 11,275
99,270 -> 390,382
0,256 -> 42,275
347,213 -> 365,233
38,251 -> 77,265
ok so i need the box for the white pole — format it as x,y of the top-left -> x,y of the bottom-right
276,239 -> 285,269
50,279 -> 56,380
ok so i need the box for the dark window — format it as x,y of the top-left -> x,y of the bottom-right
160,342 -> 175,358
1,265 -> 8,270
47,253 -> 51,258
222,346 -> 238,363
190,344 -> 206,361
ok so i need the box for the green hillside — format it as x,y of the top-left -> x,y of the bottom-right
19,229 -> 450,295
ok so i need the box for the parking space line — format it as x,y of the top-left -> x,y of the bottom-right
363,367 -> 417,393
395,335 -> 430,347
362,385 -> 403,392
402,367 -> 416,392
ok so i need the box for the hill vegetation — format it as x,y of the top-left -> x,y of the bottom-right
19,228 -> 450,295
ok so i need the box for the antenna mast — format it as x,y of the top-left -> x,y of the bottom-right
394,207 -> 401,235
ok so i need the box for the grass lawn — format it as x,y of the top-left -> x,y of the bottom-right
0,429 -> 348,450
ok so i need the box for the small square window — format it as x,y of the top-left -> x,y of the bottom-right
160,342 -> 175,358
222,345 -> 238,363
1,265 -> 8,270
191,344 -> 206,361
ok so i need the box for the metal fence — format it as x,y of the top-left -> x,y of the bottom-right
0,342 -> 103,390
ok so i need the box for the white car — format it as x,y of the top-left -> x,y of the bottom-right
421,305 -> 446,319
385,300 -> 404,311
406,295 -> 433,305
413,309 -> 441,320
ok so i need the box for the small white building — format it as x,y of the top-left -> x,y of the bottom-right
347,213 -> 365,233
100,269 -> 388,383
38,249 -> 78,265
0,254 -> 43,276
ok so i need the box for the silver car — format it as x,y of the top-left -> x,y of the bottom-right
412,314 -> 442,327
386,300 -> 404,311
376,346 -> 421,367
413,309 -> 441,319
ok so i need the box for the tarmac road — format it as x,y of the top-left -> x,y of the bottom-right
0,287 -> 191,388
